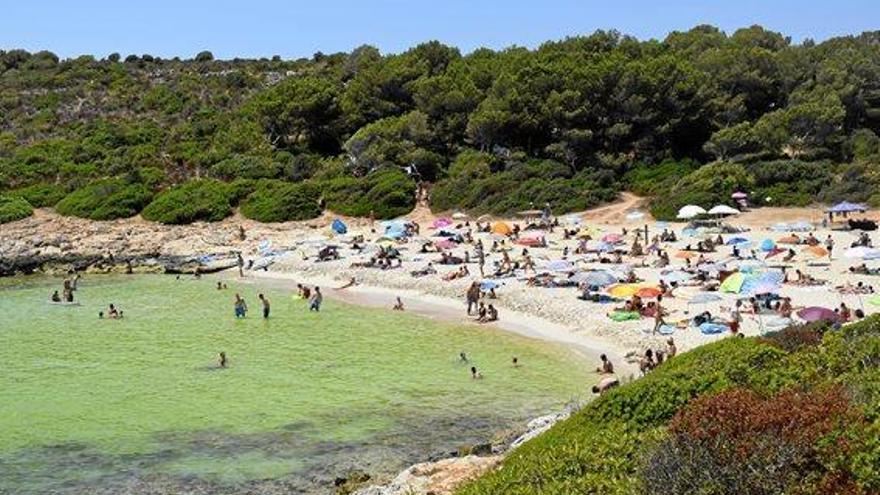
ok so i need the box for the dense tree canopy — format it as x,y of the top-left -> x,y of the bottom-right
2,25 -> 880,222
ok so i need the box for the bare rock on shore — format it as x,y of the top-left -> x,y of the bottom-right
354,455 -> 502,495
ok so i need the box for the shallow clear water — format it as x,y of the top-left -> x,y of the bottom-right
0,275 -> 588,494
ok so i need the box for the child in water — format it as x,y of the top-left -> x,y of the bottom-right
471,366 -> 483,379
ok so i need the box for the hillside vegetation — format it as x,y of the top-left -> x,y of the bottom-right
458,320 -> 880,495
2,25 -> 880,223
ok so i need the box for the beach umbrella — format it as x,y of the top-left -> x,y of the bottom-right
844,246 -> 880,260
602,233 -> 622,243
579,271 -> 618,287
731,192 -> 748,200
451,212 -> 468,220
675,251 -> 697,259
546,260 -> 575,273
677,205 -> 707,220
689,293 -> 723,305
491,222 -> 512,235
797,306 -> 838,323
661,271 -> 695,283
587,240 -> 614,253
607,284 -> 642,298
480,280 -> 500,291
804,245 -> 829,258
726,237 -> 749,245
734,259 -> 766,272
720,272 -> 746,293
435,239 -> 457,250
564,215 -> 583,226
777,235 -> 800,245
432,217 -> 453,229
625,211 -> 645,221
331,219 -> 348,235
759,239 -> 776,252
744,281 -> 780,295
765,247 -> 786,259
635,286 -> 662,299
708,205 -> 740,216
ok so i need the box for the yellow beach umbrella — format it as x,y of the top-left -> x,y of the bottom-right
607,283 -> 642,298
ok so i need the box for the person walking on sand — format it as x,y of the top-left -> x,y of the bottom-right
466,282 -> 481,315
258,293 -> 271,319
652,294 -> 666,335
475,241 -> 485,277
825,235 -> 835,260
309,287 -> 323,312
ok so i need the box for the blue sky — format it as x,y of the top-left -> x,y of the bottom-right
3,1 -> 878,60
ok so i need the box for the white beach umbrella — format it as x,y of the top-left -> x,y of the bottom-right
707,205 -> 740,216
676,205 -> 707,219
451,212 -> 469,220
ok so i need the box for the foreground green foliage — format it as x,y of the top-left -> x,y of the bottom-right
2,26 -> 880,220
0,195 -> 32,223
459,318 -> 880,495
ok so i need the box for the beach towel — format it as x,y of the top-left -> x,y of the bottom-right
657,324 -> 676,335
609,311 -> 641,322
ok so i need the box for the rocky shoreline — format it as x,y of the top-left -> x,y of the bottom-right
349,409 -> 575,495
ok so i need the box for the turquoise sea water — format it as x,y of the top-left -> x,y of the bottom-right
0,275 -> 589,494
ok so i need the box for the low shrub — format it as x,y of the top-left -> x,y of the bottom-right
141,179 -> 235,224
6,183 -> 68,207
640,386 -> 865,495
323,168 -> 414,218
240,180 -> 322,222
759,323 -> 826,353
55,178 -> 153,220
209,154 -> 281,180
649,162 -> 754,220
0,195 -> 33,223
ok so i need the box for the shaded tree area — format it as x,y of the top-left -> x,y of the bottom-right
2,26 -> 880,222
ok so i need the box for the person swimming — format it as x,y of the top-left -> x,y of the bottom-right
51,290 -> 61,302
460,352 -> 468,362
98,311 -> 104,319
219,352 -> 227,368
108,304 -> 119,318
512,357 -> 519,367
470,366 -> 483,379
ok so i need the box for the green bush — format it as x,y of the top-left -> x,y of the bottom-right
209,154 -> 281,180
323,168 -> 414,218
432,157 -> 618,215
623,159 -> 700,197
5,183 -> 67,207
240,180 -> 322,222
650,162 -> 754,220
0,195 -> 33,223
141,180 -> 235,224
55,179 -> 153,220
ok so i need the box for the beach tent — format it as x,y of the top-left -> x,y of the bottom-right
677,205 -> 707,219
826,202 -> 867,214
708,205 -> 740,216
759,239 -> 776,252
726,237 -> 749,245
331,219 -> 347,235
491,222 -> 513,235
720,272 -> 745,293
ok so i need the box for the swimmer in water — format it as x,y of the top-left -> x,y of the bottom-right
512,357 -> 520,367
98,311 -> 104,319
460,352 -> 468,362
108,304 -> 119,318
51,290 -> 61,302
219,352 -> 227,368
470,366 -> 483,379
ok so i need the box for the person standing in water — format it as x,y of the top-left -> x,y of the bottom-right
470,366 -> 483,379
258,293 -> 270,319
219,352 -> 228,368
237,252 -> 245,277
234,294 -> 248,318
309,287 -> 323,312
